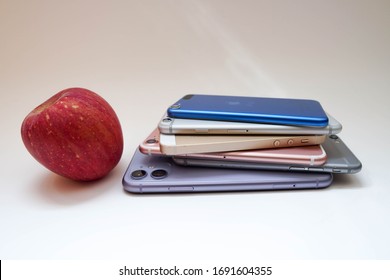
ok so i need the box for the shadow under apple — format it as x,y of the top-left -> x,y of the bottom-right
35,162 -> 125,206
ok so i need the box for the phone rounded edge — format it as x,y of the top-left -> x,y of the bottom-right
122,166 -> 142,194
347,161 -> 363,174
326,113 -> 343,135
158,117 -> 173,134
159,134 -> 178,155
309,145 -> 328,166
320,172 -> 333,188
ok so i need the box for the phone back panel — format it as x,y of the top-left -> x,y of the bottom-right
167,94 -> 328,127
122,149 -> 333,193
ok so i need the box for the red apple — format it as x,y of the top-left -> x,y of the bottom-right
21,87 -> 124,181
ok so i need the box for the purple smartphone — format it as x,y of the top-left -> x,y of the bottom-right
122,149 -> 333,193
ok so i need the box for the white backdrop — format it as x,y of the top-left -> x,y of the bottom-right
0,0 -> 389,260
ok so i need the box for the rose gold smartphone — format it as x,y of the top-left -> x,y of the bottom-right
176,145 -> 327,166
139,128 -> 327,165
174,135 -> 362,174
139,128 -> 161,155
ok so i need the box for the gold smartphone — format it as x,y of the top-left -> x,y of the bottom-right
139,128 -> 327,165
158,130 -> 325,155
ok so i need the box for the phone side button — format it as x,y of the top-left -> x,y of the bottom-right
289,167 -> 306,171
210,129 -> 228,133
227,129 -> 247,133
168,186 -> 194,192
332,169 -> 343,173
308,167 -> 324,171
195,129 -> 209,133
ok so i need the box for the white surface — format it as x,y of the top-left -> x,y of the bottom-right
0,0 -> 389,260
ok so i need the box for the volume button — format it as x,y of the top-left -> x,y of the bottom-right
289,167 -> 305,171
195,129 -> 209,133
168,186 -> 194,192
227,129 -> 247,133
309,167 -> 324,171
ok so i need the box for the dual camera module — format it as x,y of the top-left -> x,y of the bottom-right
131,169 -> 167,180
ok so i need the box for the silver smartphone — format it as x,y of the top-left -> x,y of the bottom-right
158,112 -> 342,135
122,149 -> 333,193
173,135 -> 362,174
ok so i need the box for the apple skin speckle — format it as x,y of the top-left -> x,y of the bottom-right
21,87 -> 124,181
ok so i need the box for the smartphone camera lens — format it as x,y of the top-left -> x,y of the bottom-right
183,94 -> 193,100
329,135 -> 339,140
151,169 -> 167,179
146,138 -> 158,144
162,118 -> 172,123
131,169 -> 147,180
170,104 -> 181,109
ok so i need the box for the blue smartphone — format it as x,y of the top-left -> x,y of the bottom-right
167,94 -> 329,127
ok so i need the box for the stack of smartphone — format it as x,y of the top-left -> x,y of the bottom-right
123,94 -> 362,193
